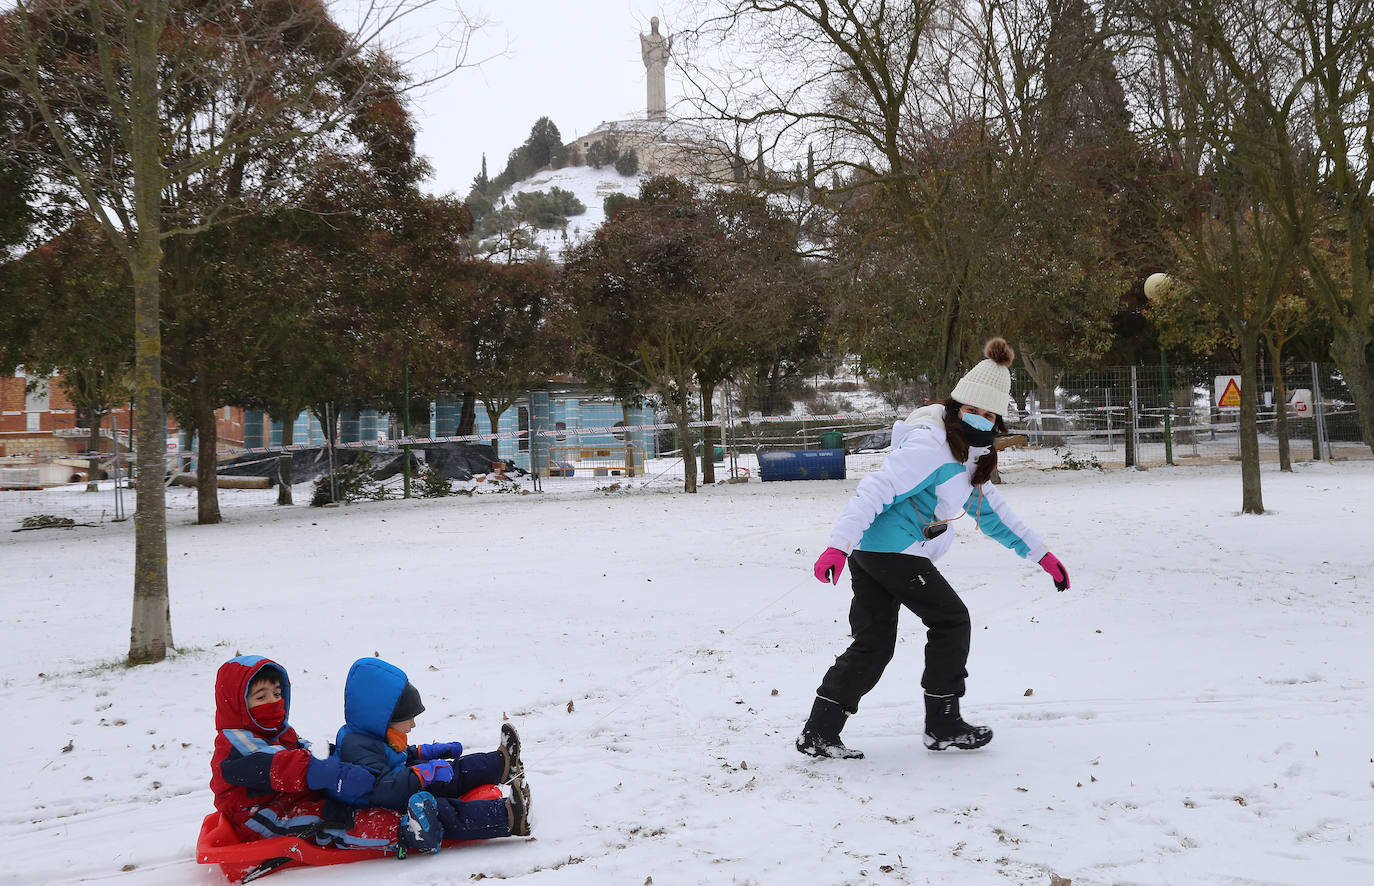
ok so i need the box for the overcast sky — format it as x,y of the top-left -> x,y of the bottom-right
390,1 -> 695,198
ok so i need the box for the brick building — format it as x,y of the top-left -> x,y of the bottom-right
0,370 -> 244,459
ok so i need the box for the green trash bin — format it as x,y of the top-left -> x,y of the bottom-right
818,430 -> 844,450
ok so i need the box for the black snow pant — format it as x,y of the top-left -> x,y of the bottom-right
816,550 -> 971,713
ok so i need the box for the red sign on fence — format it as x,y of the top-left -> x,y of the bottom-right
1215,376 -> 1242,408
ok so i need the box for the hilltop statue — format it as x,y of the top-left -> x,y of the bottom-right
640,16 -> 672,121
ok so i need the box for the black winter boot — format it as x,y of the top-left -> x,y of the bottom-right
499,722 -> 522,784
506,771 -> 531,836
796,696 -> 864,759
923,692 -> 993,750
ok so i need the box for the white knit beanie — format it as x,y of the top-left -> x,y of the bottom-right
949,338 -> 1015,416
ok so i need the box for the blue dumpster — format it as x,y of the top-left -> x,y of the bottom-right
758,448 -> 847,481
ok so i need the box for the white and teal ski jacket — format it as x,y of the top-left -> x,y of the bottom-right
828,404 -> 1048,563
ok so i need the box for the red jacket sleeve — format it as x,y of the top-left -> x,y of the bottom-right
268,746 -> 314,791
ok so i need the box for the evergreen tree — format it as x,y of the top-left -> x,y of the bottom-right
525,116 -> 566,169
587,137 -> 619,168
1,221 -> 133,493
472,154 -> 490,193
604,193 -> 637,217
0,149 -> 35,253
614,148 -> 639,176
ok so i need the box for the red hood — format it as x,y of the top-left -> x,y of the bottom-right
214,655 -> 292,738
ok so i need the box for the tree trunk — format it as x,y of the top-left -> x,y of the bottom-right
1174,380 -> 1196,444
934,280 -> 964,396
277,412 -> 294,506
193,377 -> 222,525
86,410 -> 103,492
1018,349 -> 1062,439
129,259 -> 171,664
672,385 -> 697,493
127,2 -> 172,666
457,391 -> 477,436
700,383 -> 716,485
755,364 -> 784,416
1329,324 -> 1374,455
1238,332 -> 1264,514
484,403 -> 503,458
1269,347 -> 1291,472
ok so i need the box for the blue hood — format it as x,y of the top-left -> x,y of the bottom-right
341,657 -> 408,740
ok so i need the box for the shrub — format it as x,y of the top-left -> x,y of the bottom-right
604,192 -> 637,217
587,137 -> 619,168
511,187 -> 586,228
20,514 -> 75,530
311,452 -> 392,505
419,462 -> 453,497
614,147 -> 639,176
1051,448 -> 1102,471
481,474 -> 527,494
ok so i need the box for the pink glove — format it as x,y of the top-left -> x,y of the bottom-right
813,547 -> 847,585
1039,552 -> 1070,591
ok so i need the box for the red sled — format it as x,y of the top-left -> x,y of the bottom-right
197,784 -> 502,883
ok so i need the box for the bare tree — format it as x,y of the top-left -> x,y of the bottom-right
1263,284 -> 1317,471
1120,1 -> 1313,511
1116,0 -> 1374,456
680,1 -> 1133,394
0,0 -> 485,664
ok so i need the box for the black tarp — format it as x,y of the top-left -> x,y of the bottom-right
850,429 -> 892,452
217,443 -> 518,485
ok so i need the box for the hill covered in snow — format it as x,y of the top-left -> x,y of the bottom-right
491,164 -> 646,261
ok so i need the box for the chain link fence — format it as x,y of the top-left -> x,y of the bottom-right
1021,362 -> 1365,468
2,363 -> 1369,530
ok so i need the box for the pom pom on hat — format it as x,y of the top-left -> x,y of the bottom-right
950,337 -> 1015,416
983,337 -> 1014,367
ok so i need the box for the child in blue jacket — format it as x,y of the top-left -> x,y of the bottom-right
329,657 -> 531,842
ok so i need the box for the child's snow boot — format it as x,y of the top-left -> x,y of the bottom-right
507,771 -> 532,836
499,722 -> 523,784
922,692 -> 993,750
795,695 -> 864,759
399,791 -> 443,855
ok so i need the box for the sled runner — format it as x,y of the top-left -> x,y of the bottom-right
197,784 -> 503,882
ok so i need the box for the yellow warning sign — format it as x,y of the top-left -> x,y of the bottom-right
1217,377 -> 1242,408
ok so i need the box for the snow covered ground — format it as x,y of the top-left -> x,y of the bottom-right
3,455 -> 1373,885
500,164 -> 645,260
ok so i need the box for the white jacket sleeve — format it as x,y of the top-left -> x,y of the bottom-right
827,440 -> 944,553
970,481 -> 1048,562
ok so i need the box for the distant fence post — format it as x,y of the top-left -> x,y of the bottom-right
530,389 -> 551,491
1161,352 -> 1174,466
112,414 -> 127,521
1129,365 -> 1142,468
1310,363 -> 1330,461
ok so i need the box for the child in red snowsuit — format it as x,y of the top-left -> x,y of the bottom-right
210,654 -> 440,851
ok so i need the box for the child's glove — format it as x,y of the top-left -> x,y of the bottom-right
306,757 -> 375,798
1039,552 -> 1070,591
813,547 -> 847,585
412,759 -> 454,786
417,741 -> 463,761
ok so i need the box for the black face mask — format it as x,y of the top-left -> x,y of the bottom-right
958,424 -> 997,449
